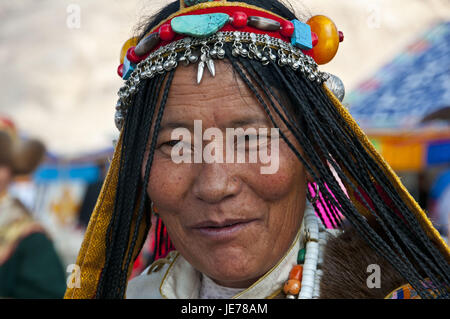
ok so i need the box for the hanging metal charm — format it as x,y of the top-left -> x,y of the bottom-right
197,42 -> 215,84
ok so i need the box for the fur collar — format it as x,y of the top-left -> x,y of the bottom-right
319,226 -> 407,299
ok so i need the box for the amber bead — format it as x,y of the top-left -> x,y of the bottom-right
289,265 -> 303,280
283,279 -> 301,295
306,15 -> 340,65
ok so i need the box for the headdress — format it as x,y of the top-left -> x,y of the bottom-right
65,0 -> 449,299
113,0 -> 345,131
0,117 -> 46,176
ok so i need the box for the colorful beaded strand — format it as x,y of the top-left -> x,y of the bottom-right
284,202 -> 328,299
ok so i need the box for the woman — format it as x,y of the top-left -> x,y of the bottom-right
0,117 -> 67,298
65,0 -> 449,299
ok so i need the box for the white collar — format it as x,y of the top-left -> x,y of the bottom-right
199,273 -> 245,299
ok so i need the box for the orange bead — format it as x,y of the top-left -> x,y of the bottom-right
306,15 -> 340,65
289,265 -> 303,280
283,279 -> 301,295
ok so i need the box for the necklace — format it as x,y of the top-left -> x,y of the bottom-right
283,202 -> 327,299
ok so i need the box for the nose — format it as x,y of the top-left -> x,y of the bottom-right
192,163 -> 242,204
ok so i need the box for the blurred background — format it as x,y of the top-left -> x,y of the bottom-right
0,0 -> 449,298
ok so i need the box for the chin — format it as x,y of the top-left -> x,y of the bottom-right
197,245 -> 263,288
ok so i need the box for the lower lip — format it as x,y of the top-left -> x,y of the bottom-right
193,221 -> 256,240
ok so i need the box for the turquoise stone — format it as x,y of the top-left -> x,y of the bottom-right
122,56 -> 135,80
291,19 -> 313,50
171,13 -> 229,38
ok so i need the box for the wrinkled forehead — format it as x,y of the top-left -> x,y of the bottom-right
159,59 -> 283,129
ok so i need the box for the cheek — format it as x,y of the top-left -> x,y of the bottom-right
248,142 -> 305,201
145,154 -> 194,208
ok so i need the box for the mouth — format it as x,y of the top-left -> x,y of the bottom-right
191,219 -> 258,240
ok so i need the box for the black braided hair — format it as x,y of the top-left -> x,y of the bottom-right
95,0 -> 449,298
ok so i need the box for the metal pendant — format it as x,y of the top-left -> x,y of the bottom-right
114,110 -> 125,130
206,57 -> 215,77
197,51 -> 215,84
247,16 -> 281,31
197,56 -> 205,84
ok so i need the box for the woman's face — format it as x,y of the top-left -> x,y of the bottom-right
144,61 -> 307,288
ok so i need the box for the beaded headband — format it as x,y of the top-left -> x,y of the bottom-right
114,0 -> 345,131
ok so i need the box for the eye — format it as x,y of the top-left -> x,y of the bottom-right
158,139 -> 194,158
235,135 -> 259,150
157,140 -> 181,156
162,140 -> 181,147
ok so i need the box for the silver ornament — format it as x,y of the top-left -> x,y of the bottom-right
325,74 -> 346,102
114,111 -> 125,130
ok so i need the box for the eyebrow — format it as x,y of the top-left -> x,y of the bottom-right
158,117 -> 271,133
159,121 -> 195,132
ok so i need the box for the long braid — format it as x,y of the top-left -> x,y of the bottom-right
282,64 -> 448,296
227,51 -> 448,298
293,69 -> 449,294
96,80 -> 150,297
279,64 -> 440,297
118,71 -> 176,296
96,74 -> 168,298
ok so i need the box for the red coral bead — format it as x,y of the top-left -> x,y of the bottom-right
311,32 -> 319,47
117,64 -> 124,78
231,11 -> 248,28
339,31 -> 344,42
280,20 -> 294,37
303,49 -> 314,57
126,47 -> 141,64
159,23 -> 175,41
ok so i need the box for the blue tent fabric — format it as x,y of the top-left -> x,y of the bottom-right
346,22 -> 450,130
430,169 -> 450,200
33,164 -> 101,183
